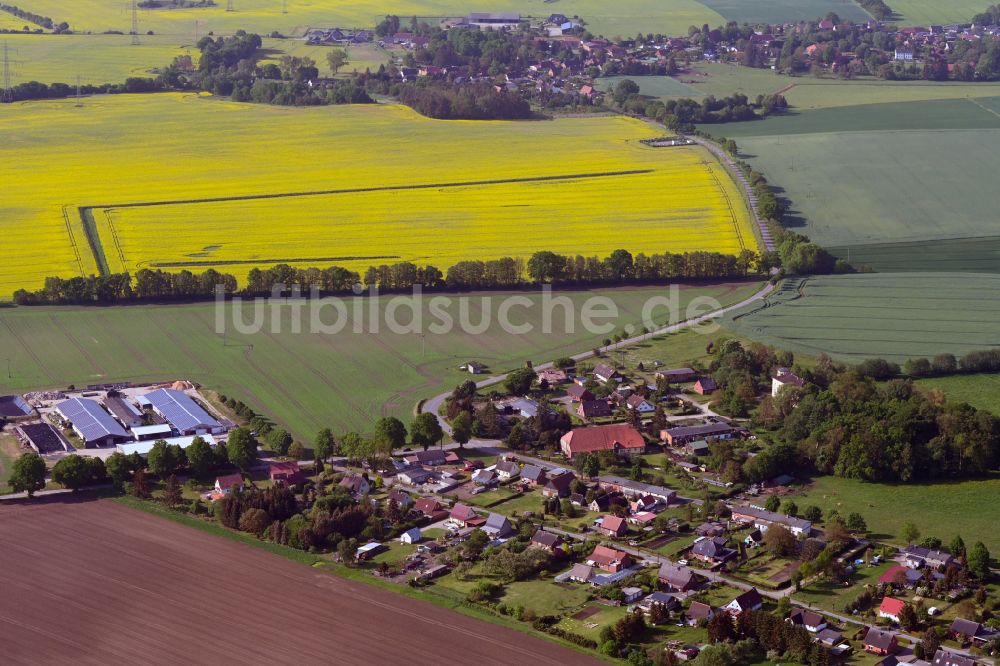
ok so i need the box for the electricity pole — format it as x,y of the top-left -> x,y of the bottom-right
130,0 -> 140,45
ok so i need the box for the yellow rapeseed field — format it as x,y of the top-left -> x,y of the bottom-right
0,93 -> 755,296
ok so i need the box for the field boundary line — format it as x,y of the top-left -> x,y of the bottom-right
60,205 -> 86,276
80,169 -> 655,211
967,96 -> 1000,120
77,206 -> 111,276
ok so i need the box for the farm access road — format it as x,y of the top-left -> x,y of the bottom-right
0,497 -> 602,666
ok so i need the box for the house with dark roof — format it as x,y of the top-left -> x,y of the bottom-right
405,449 -> 448,466
541,470 -> 576,498
472,468 -> 498,486
655,368 -> 698,383
520,464 -> 547,487
483,513 -> 514,538
449,503 -> 481,527
625,394 -> 655,413
730,504 -> 813,536
723,588 -> 763,615
949,618 -> 996,645
397,467 -> 434,486
267,461 -> 306,486
903,545 -> 955,570
529,530 -> 566,554
788,608 -> 828,633
387,489 -> 413,509
495,459 -> 521,480
560,424 -> 645,459
414,498 -> 447,520
932,649 -> 979,666
638,592 -> 680,614
104,395 -> 144,428
694,378 -> 718,395
658,563 -> 698,592
576,400 -> 612,419
593,363 -> 621,383
661,422 -> 737,446
213,473 -> 243,498
691,536 -> 736,564
565,384 -> 594,402
339,474 -> 370,496
772,367 -> 806,397
864,627 -> 898,655
599,476 -> 676,504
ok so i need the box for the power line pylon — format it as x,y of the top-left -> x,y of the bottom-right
226,0 -> 235,11
2,42 -> 13,103
130,0 -> 140,45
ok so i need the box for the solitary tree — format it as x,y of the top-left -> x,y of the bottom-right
326,48 -> 348,74
51,455 -> 101,491
968,541 -> 991,579
901,522 -> 921,545
504,367 -> 536,396
846,512 -> 868,533
185,436 -> 214,479
451,411 -> 473,449
410,412 -> 444,451
764,494 -> 781,512
9,452 -> 47,497
132,468 -> 151,499
314,428 -> 337,461
226,427 -> 258,472
763,524 -> 797,557
265,428 -> 292,456
104,452 -> 132,492
163,474 -> 183,507
374,417 -> 407,451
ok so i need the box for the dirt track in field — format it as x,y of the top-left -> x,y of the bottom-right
0,499 -> 601,666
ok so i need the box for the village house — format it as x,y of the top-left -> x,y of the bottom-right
593,363 -> 621,383
568,563 -> 596,584
686,601 -> 714,625
472,468 -> 498,486
449,503 -> 483,528
537,368 -> 568,385
949,618 -> 996,646
213,473 -> 243,498
577,399 -> 612,419
730,504 -> 813,536
495,459 -> 521,481
864,627 -> 899,655
655,367 -> 698,383
400,527 -> 422,544
529,530 -> 566,555
902,545 -> 955,570
508,398 -> 539,418
772,367 -> 806,397
398,467 -> 435,486
414,498 -> 448,521
691,536 -> 737,565
542,469 -> 576,498
596,515 -> 627,538
598,476 -> 676,504
626,394 -> 656,413
686,439 -> 710,457
693,378 -> 718,395
482,513 -> 514,538
932,649 -> 979,666
788,608 -> 828,633
267,461 -> 306,486
565,384 -> 594,402
620,586 -> 644,604
661,422 -> 738,446
586,545 -> 634,573
879,564 -> 925,588
878,597 -> 906,623
724,588 -> 763,615
658,563 -> 699,592
520,464 -> 547,487
560,424 -> 646,460
638,592 -> 680,614
387,489 -> 413,510
404,449 -> 457,467
339,474 -> 370,497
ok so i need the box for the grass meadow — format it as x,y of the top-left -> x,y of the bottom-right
917,374 -> 1000,413
888,0 -> 988,27
0,281 -> 762,437
825,237 -> 1000,274
0,93 -> 754,296
788,475 -> 1000,554
723,274 -> 1000,361
12,0 -> 725,39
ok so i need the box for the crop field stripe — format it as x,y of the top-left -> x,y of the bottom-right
77,207 -> 110,276
60,206 -> 85,276
703,159 -> 746,251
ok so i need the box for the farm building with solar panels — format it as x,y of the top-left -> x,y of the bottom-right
143,388 -> 226,436
55,397 -> 131,448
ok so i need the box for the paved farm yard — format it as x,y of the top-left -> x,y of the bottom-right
0,499 -> 601,666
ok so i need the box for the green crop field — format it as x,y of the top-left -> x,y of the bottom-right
825,237 -> 1000,274
788,475 -> 1000,553
888,0 -> 986,27
10,0 -> 724,39
1,33 -> 195,85
723,274 -> 1000,361
917,374 -> 1000,413
696,0 -> 868,24
0,282 -> 761,438
731,127 -> 1000,248
601,75 -> 703,99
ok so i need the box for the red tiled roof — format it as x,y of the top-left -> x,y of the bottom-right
561,424 -> 645,454
879,565 -> 908,584
880,597 -> 906,616
589,545 -> 629,566
601,515 -> 626,533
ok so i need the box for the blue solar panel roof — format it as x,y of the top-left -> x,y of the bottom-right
144,389 -> 220,432
56,398 -> 129,443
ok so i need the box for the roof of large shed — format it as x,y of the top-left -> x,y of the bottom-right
57,397 -> 128,442
144,389 -> 220,432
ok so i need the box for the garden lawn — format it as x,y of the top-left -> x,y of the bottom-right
723,274 -> 1000,362
793,561 -> 893,615
789,475 -> 1000,553
499,578 -> 593,617
0,282 -> 761,438
557,604 -> 630,640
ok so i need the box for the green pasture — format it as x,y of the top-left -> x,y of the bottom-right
917,374 -> 1000,413
732,128 -> 1000,247
601,75 -> 703,99
696,0 -> 868,25
788,474 -> 1000,554
723,274 -> 1000,361
11,0 -> 725,39
0,281 -> 761,439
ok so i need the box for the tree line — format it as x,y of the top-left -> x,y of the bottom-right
0,3 -> 67,31
14,246 -> 770,304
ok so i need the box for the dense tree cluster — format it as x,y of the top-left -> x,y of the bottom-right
906,349 -> 1000,378
973,5 -> 1000,25
857,0 -> 894,20
13,268 -> 237,304
394,81 -> 531,120
0,3 -> 66,31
